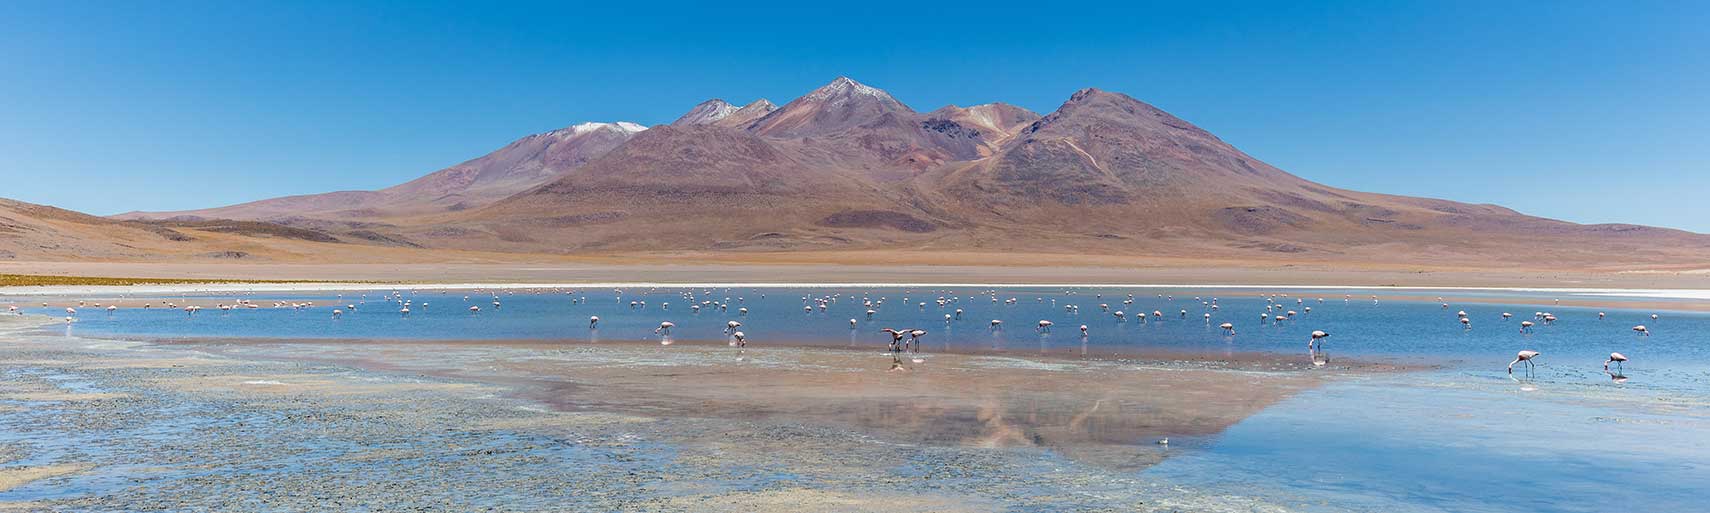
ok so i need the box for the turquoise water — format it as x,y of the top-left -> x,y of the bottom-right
9,287 -> 1709,511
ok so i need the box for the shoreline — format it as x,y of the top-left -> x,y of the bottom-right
5,282 -> 1707,314
5,259 -> 1710,293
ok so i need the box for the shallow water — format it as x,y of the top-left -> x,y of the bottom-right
8,286 -> 1709,511
24,287 -> 1709,381
1148,372 -> 1710,512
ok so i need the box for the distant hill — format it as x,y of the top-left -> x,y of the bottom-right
101,77 -> 1710,268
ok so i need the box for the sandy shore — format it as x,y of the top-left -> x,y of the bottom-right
0,314 -> 1380,511
5,281 -> 1707,314
5,257 -> 1710,290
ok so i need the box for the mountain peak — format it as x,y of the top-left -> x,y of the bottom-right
672,99 -> 742,126
1068,87 -> 1109,101
546,121 -> 649,138
804,76 -> 894,102
750,77 -> 912,137
1022,87 -> 1209,139
712,99 -> 779,129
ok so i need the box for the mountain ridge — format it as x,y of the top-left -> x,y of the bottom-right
93,77 -> 1708,267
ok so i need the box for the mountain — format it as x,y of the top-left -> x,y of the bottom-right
117,121 -> 649,222
750,77 -> 915,137
672,98 -> 780,129
714,99 -> 778,129
406,123 -> 896,251
925,103 -> 1040,144
103,77 -> 1710,268
671,99 -> 743,126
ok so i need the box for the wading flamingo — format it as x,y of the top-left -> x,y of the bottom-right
1309,330 -> 1330,350
1605,352 -> 1627,372
881,328 -> 907,352
1509,350 -> 1541,375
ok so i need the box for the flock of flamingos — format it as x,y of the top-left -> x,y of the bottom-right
6,288 -> 1661,376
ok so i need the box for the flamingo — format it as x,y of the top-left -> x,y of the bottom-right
1219,322 -> 1235,335
589,316 -> 600,328
654,321 -> 675,335
1501,312 -> 1513,320
1508,350 -> 1541,375
1605,352 -> 1627,372
725,320 -> 742,333
1080,325 -> 1089,336
1460,317 -> 1471,329
907,329 -> 927,352
1308,330 -> 1330,350
1519,320 -> 1535,333
849,318 -> 858,328
332,309 -> 343,319
65,307 -> 76,317
1632,325 -> 1649,336
732,331 -> 746,348
469,305 -> 480,314
881,328 -> 907,352
990,319 -> 1003,329
400,307 -> 410,317
1037,320 -> 1053,332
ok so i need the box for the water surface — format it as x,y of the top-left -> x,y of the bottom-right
9,286 -> 1708,512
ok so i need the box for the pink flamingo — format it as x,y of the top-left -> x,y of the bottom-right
1605,352 -> 1627,372
881,328 -> 907,352
1309,330 -> 1329,350
1509,350 -> 1541,375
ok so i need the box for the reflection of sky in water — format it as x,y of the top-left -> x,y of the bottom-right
1147,372 -> 1710,512
14,287 -> 1710,511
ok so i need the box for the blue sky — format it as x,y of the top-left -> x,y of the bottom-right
2,1 -> 1705,231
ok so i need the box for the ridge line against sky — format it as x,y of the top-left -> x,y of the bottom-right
0,0 -> 1705,232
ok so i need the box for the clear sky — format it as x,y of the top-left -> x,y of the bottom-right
2,1 -> 1705,232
